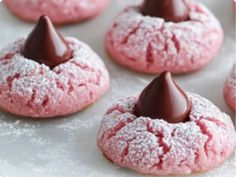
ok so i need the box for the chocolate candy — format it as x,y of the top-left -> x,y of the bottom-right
22,15 -> 72,68
141,0 -> 190,22
135,71 -> 191,123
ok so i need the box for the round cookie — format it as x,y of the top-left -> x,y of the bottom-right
234,0 -> 236,12
224,64 -> 236,111
0,16 -> 110,118
105,1 -> 223,74
97,73 -> 236,176
4,0 -> 109,25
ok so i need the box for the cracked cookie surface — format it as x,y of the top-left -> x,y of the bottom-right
97,93 -> 236,175
0,37 -> 110,118
105,1 -> 223,74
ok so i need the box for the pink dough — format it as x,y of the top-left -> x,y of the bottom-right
4,0 -> 109,25
224,64 -> 236,111
0,38 -> 110,118
105,1 -> 223,74
234,0 -> 236,12
97,93 -> 236,175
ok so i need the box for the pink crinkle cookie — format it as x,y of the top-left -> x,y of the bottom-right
4,0 -> 109,25
0,38 -> 109,118
234,0 -> 236,12
224,64 -> 236,111
105,1 -> 223,74
97,94 -> 236,175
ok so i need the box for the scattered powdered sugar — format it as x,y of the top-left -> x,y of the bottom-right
0,114 -> 36,138
57,115 -> 102,132
0,110 -> 108,176
0,114 -> 46,145
97,93 -> 236,175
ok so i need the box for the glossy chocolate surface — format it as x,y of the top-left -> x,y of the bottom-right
135,72 -> 191,123
22,15 -> 72,68
141,0 -> 190,22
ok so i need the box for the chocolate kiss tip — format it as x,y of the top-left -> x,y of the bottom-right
22,15 -> 72,68
141,0 -> 190,22
135,71 -> 191,123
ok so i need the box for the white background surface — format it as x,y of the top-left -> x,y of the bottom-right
0,0 -> 235,177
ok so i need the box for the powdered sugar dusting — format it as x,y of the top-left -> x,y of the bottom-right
0,37 -> 109,117
97,93 -> 236,175
0,114 -> 37,138
105,1 -> 223,73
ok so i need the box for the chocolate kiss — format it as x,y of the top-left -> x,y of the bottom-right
135,72 -> 191,123
141,0 -> 190,22
22,15 -> 72,68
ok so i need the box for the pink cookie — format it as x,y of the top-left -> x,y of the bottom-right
224,64 -> 236,111
234,0 -> 236,12
105,1 -> 223,74
0,38 -> 110,118
4,0 -> 109,25
97,94 -> 236,175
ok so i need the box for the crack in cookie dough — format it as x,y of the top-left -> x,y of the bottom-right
195,120 -> 212,158
97,93 -> 236,175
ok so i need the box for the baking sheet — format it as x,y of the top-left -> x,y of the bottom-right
0,0 -> 235,177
